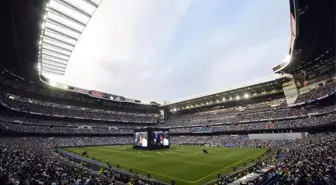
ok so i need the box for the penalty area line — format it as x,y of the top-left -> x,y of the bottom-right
192,150 -> 265,183
98,156 -> 193,183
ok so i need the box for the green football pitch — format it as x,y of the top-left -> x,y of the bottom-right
66,145 -> 266,185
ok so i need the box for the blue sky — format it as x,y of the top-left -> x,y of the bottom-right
45,0 -> 290,102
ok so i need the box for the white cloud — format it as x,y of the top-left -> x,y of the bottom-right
45,0 -> 289,102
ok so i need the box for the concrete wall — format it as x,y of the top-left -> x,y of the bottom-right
248,132 -> 308,140
282,79 -> 299,105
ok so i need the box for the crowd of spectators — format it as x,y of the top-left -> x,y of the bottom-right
166,104 -> 336,127
0,136 -> 133,185
0,120 -> 133,134
0,93 -> 159,124
211,133 -> 336,185
295,80 -> 336,103
1,106 -> 335,134
170,111 -> 336,133
0,91 -> 335,137
170,135 -> 294,148
1,133 -> 335,185
275,133 -> 336,185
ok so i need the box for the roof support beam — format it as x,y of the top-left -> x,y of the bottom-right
82,0 -> 99,8
45,27 -> 78,41
42,66 -> 66,73
43,42 -> 72,53
38,0 -> 102,77
41,69 -> 65,76
42,47 -> 71,58
42,63 -> 67,71
42,57 -> 68,66
57,0 -> 92,18
47,18 -> 82,34
42,53 -> 69,62
42,60 -> 67,68
43,35 -> 75,48
48,7 -> 86,26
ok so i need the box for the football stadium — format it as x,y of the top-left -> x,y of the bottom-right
1,0 -> 335,185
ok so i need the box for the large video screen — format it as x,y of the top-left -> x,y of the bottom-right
134,132 -> 148,147
152,130 -> 170,146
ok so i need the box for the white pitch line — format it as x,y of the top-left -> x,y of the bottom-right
192,150 -> 265,183
94,152 -> 193,183
156,152 -> 164,156
116,162 -> 193,183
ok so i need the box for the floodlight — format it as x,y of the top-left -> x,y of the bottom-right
173,108 -> 177,111
37,63 -> 41,71
216,100 -> 219,103
222,98 -> 226,101
244,93 -> 249,98
49,80 -> 57,87
284,54 -> 291,64
206,102 -> 209,105
229,97 -> 232,100
236,96 -> 240,100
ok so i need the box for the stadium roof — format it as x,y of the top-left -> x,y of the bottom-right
163,74 -> 292,109
1,0 -> 334,106
273,0 -> 335,80
0,0 -> 145,105
38,0 -> 102,76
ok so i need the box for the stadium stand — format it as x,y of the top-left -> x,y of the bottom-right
0,93 -> 159,124
0,0 -> 335,184
295,78 -> 336,103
